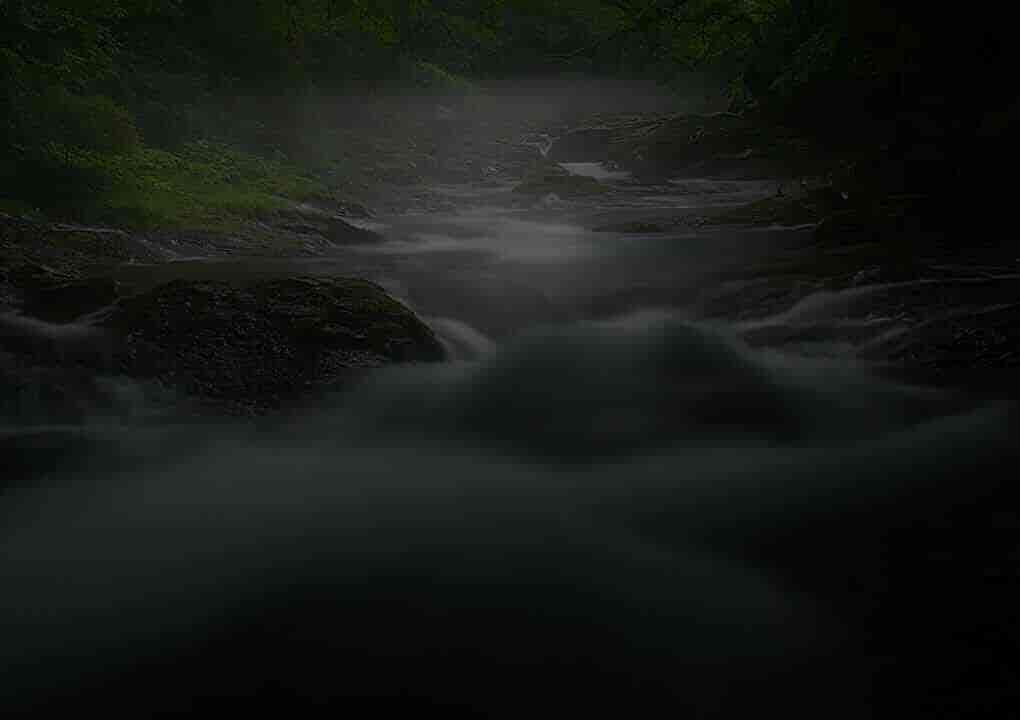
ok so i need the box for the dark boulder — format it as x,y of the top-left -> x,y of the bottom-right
103,276 -> 445,413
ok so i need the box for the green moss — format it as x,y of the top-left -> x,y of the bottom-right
23,141 -> 333,232
123,143 -> 330,229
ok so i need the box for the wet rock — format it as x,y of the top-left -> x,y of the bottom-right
2,213 -> 163,283
593,221 -> 668,234
861,304 -> 1020,379
24,277 -> 121,323
2,261 -> 78,299
33,224 -> 162,269
102,276 -> 445,413
336,201 -> 373,219
321,217 -> 383,245
513,163 -> 608,197
710,188 -> 839,228
274,206 -> 383,245
548,128 -> 616,162
609,113 -> 816,180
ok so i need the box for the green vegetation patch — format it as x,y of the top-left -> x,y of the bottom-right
16,141 -> 334,232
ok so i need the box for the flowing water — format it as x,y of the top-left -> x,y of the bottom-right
1,159 -> 1015,715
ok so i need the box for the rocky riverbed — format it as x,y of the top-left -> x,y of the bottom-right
1,210 -> 445,420
4,87 -> 1019,423
1,83 -> 1018,718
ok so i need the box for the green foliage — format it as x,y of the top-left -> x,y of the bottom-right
33,88 -> 141,156
73,141 -> 331,229
4,0 -> 123,86
4,0 -> 993,224
3,133 -> 330,229
4,146 -> 119,219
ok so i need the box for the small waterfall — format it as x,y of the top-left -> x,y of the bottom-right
427,316 -> 494,361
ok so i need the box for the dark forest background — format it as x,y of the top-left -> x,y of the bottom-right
1,1 -> 1014,225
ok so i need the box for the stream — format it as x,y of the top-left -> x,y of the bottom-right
114,167 -> 797,353
2,150 -> 1017,715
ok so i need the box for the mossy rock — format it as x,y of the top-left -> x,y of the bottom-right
103,276 -> 445,413
1,213 -> 165,281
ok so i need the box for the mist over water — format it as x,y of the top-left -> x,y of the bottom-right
2,84 -> 1016,716
3,310 -> 1014,715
